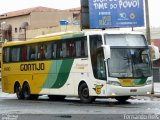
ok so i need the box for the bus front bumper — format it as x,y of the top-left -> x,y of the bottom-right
106,84 -> 152,97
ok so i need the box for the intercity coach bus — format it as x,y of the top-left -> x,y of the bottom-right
1,31 -> 159,103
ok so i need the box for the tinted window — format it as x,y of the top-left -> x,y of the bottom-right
3,36 -> 88,62
11,47 -> 20,62
3,47 -> 10,62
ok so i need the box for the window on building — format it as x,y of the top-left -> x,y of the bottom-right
19,27 -> 22,33
15,28 -> 17,33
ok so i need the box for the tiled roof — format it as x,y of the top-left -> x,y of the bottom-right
65,7 -> 80,15
0,6 -> 59,19
67,7 -> 80,11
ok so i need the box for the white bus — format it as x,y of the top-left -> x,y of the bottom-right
2,30 -> 159,103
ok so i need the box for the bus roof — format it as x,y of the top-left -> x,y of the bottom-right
84,30 -> 144,36
3,30 -> 144,47
3,31 -> 84,47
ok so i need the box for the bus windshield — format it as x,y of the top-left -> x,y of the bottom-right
108,48 -> 152,78
104,34 -> 152,78
104,34 -> 147,47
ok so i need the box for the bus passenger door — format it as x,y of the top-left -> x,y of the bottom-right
92,48 -> 107,80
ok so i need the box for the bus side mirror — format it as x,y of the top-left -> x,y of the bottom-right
149,45 -> 160,61
101,45 -> 111,60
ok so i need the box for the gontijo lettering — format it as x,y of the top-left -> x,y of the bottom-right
20,63 -> 45,71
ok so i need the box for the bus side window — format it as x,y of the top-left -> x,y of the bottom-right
38,43 -> 47,59
11,47 -> 20,62
52,43 -> 57,59
37,45 -> 41,59
76,40 -> 81,57
67,41 -> 75,57
84,39 -> 88,56
31,54 -> 35,60
27,46 -> 30,61
62,42 -> 67,58
29,44 -> 37,60
3,47 -> 10,62
75,37 -> 88,57
21,46 -> 27,61
57,42 -> 62,58
82,38 -> 88,56
45,43 -> 52,59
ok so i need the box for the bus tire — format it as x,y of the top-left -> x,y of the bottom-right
22,82 -> 39,100
78,83 -> 95,103
48,95 -> 66,101
15,83 -> 24,100
23,82 -> 32,100
115,96 -> 130,103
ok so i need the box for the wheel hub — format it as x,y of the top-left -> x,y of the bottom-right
82,88 -> 89,98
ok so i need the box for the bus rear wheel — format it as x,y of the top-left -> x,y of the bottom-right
15,83 -> 24,100
115,96 -> 130,103
23,82 -> 38,100
23,83 -> 31,100
78,83 -> 95,103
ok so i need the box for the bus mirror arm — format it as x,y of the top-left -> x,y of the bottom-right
101,45 -> 111,60
104,58 -> 108,62
149,45 -> 160,61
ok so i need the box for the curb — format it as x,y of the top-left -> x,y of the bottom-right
152,93 -> 160,98
130,94 -> 160,100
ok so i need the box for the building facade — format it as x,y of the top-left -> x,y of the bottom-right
0,6 -> 81,41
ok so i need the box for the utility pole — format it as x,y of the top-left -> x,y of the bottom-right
145,0 -> 155,94
145,0 -> 151,45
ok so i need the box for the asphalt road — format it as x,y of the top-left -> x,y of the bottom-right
0,81 -> 160,120
0,96 -> 160,120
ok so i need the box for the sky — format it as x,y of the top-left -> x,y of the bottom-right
0,0 -> 160,27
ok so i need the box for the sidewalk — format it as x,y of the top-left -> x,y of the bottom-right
152,92 -> 160,98
0,81 -> 17,98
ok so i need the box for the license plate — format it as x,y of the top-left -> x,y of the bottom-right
130,89 -> 137,92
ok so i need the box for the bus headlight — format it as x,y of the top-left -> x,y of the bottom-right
146,80 -> 152,85
108,81 -> 121,86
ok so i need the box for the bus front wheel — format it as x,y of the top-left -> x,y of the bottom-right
78,83 -> 95,103
15,83 -> 24,100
